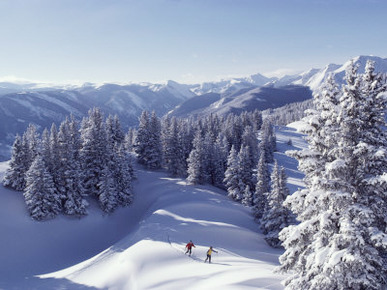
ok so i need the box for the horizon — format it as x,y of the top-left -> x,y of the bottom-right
0,54 -> 385,87
1,0 -> 386,85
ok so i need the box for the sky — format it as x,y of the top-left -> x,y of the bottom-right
0,0 -> 386,84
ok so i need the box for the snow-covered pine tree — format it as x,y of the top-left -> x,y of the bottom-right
115,145 -> 134,206
24,153 -> 61,220
241,125 -> 259,167
105,116 -> 133,208
134,111 -> 162,169
2,135 -> 29,190
40,129 -> 51,171
215,132 -> 230,187
224,145 -> 244,201
259,119 -> 276,163
5,124 -> 40,191
359,60 -> 387,235
202,131 -> 218,185
134,110 -> 150,165
252,109 -> 263,132
124,127 -> 136,152
253,148 -> 270,219
261,162 -> 291,248
79,108 -> 107,199
223,114 -> 243,152
147,111 -> 162,169
279,61 -> 387,289
58,118 -> 87,216
187,129 -> 207,184
209,134 -> 228,188
242,185 -> 253,207
180,119 -> 195,172
21,124 -> 40,177
106,114 -> 125,149
98,165 -> 118,213
162,117 -> 186,176
238,144 -> 255,191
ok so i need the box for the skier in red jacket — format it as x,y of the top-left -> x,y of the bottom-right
185,240 -> 196,256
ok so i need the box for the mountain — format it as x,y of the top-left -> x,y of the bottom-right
0,55 -> 385,160
168,55 -> 386,118
190,73 -> 276,95
271,55 -> 387,91
0,82 -> 195,160
302,55 -> 387,91
168,85 -> 313,118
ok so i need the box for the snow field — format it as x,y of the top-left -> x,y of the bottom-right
39,169 -> 285,289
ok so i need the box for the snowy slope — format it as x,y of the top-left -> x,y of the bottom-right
0,125 -> 307,290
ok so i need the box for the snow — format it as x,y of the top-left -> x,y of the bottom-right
0,125 -> 307,289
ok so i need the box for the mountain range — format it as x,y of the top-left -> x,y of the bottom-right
0,55 -> 386,160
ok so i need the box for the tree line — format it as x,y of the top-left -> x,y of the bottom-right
3,108 -> 135,220
4,104 -> 293,247
128,109 -> 293,247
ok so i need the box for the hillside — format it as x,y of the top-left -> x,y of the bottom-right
0,124 -> 306,290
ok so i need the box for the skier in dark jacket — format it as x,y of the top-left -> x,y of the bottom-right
185,240 -> 195,256
204,246 -> 218,263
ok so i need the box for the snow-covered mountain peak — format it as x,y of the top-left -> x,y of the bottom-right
303,55 -> 387,92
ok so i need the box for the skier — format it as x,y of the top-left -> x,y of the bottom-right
185,240 -> 196,256
204,246 -> 218,263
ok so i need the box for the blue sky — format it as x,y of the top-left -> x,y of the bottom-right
0,0 -> 386,84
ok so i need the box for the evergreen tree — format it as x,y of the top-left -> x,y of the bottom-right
58,118 -> 87,216
79,108 -> 107,198
252,109 -> 263,131
134,111 -> 162,169
40,129 -> 51,171
147,111 -> 162,169
115,145 -> 134,206
98,166 -> 118,213
124,127 -> 136,152
25,124 -> 40,165
261,162 -> 291,248
241,125 -> 259,166
253,149 -> 270,219
24,154 -> 61,220
224,145 -> 243,201
242,185 -> 253,207
106,114 -> 125,148
187,129 -> 207,184
3,135 -> 29,190
163,117 -> 186,176
105,120 -> 133,208
279,62 -> 387,289
202,131 -> 216,185
5,124 -> 40,191
260,119 -> 276,163
134,110 -> 150,165
238,145 -> 255,191
214,132 -> 230,188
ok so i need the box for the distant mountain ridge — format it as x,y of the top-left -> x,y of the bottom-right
168,85 -> 313,118
187,55 -> 387,94
0,55 -> 385,160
